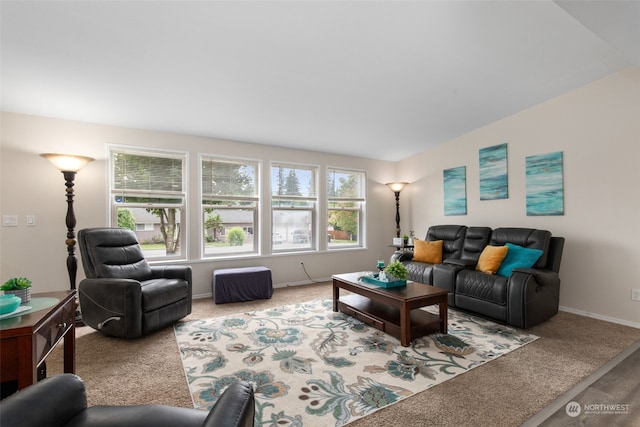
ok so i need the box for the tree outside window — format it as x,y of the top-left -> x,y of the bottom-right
110,147 -> 186,260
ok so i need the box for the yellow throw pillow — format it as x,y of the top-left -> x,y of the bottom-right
413,239 -> 443,264
476,245 -> 509,274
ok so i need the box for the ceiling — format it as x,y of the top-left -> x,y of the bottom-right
1,1 -> 638,161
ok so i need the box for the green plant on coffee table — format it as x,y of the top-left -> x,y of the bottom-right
1,277 -> 32,290
384,260 -> 408,281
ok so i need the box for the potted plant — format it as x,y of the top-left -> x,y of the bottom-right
384,260 -> 408,281
1,277 -> 32,303
403,234 -> 409,245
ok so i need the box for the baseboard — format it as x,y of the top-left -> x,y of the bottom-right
559,305 -> 640,329
273,277 -> 332,288
192,278 -> 331,300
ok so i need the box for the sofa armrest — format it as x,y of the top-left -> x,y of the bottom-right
150,265 -> 192,282
202,381 -> 255,427
443,258 -> 476,268
390,250 -> 413,263
0,374 -> 87,427
511,268 -> 559,287
508,269 -> 560,328
78,278 -> 143,338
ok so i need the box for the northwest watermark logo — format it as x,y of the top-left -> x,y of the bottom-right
565,401 -> 581,417
566,401 -> 630,417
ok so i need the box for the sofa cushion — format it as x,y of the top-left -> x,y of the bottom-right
82,229 -> 153,281
425,225 -> 467,260
459,227 -> 492,263
456,270 -> 509,305
497,243 -> 543,277
476,245 -> 508,274
404,262 -> 435,285
490,228 -> 551,269
413,239 -> 443,264
141,278 -> 190,312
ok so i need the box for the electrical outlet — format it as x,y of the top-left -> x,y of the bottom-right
632,289 -> 640,301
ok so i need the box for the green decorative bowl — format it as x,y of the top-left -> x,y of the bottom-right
0,294 -> 22,314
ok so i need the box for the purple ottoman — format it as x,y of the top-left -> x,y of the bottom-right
212,266 -> 273,304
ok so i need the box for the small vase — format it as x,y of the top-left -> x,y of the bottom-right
5,288 -> 31,304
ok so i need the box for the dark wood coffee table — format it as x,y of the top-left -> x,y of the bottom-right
332,273 -> 448,347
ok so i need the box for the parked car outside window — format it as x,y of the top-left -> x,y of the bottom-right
292,230 -> 309,244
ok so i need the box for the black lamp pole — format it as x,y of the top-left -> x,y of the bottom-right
40,153 -> 94,292
63,171 -> 78,290
385,182 -> 409,239
393,190 -> 401,238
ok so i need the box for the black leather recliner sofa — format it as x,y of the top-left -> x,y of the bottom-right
391,225 -> 565,328
0,374 -> 255,427
78,227 -> 193,338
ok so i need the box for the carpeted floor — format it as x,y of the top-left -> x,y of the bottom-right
175,298 -> 537,426
47,282 -> 640,427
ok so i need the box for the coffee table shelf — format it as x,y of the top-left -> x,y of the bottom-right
338,294 -> 442,341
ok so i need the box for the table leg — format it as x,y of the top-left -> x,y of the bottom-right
332,281 -> 339,312
64,323 -> 76,374
400,302 -> 410,346
440,298 -> 448,334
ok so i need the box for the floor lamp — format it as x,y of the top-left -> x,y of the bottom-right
41,153 -> 95,322
385,182 -> 409,238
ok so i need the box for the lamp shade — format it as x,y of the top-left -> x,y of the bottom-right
385,182 -> 409,193
40,153 -> 95,172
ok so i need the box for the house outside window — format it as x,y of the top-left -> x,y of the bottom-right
271,162 -> 318,252
201,155 -> 259,257
327,167 -> 366,249
110,146 -> 187,260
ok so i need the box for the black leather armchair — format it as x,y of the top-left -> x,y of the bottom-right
78,227 -> 192,339
0,374 -> 255,427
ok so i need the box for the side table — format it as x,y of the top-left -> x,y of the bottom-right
0,290 -> 76,394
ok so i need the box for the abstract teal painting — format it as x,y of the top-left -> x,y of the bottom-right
443,166 -> 467,216
526,151 -> 564,216
479,143 -> 508,200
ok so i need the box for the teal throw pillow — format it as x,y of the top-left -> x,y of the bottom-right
496,243 -> 543,277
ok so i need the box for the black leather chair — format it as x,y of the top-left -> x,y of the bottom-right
0,374 -> 255,427
78,227 -> 192,339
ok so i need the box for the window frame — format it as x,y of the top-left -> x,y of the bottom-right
326,166 -> 366,250
200,154 -> 261,259
108,145 -> 188,261
271,161 -> 319,253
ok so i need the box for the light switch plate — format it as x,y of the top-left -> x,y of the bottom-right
3,215 -> 18,227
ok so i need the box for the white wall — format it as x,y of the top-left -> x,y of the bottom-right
0,113 -> 399,297
2,67 -> 639,327
397,66 -> 640,327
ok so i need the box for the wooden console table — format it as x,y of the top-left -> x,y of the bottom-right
0,290 -> 76,391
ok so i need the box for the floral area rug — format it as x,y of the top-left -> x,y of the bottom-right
174,298 -> 538,426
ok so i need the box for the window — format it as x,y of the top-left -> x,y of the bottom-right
327,167 -> 366,249
110,146 -> 187,260
201,156 -> 259,257
271,162 -> 318,251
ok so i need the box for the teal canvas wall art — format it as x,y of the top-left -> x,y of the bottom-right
526,151 -> 564,216
443,166 -> 467,216
479,143 -> 508,200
